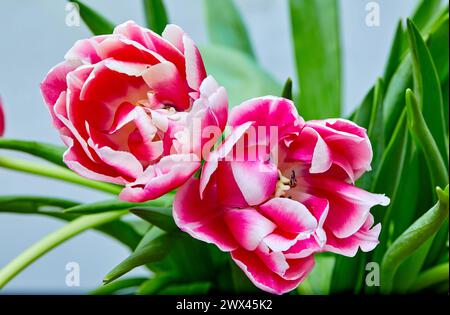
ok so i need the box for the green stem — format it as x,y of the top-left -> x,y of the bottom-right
405,89 -> 448,188
380,186 -> 449,294
0,210 -> 127,289
0,156 -> 121,195
410,262 -> 449,292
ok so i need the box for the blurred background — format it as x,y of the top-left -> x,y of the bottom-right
0,0 -> 418,293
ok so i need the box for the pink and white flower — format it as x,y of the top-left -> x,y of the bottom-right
173,96 -> 389,294
41,21 -> 228,202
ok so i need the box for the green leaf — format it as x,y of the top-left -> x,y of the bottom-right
0,195 -> 142,250
380,185 -> 449,294
138,273 -> 176,294
411,0 -> 443,34
200,44 -> 280,108
91,277 -> 147,295
410,262 -> 449,292
383,55 -> 413,141
159,281 -> 212,294
281,78 -> 293,101
371,111 -> 409,224
392,237 -> 433,293
357,78 -> 385,189
289,0 -> 341,119
149,233 -> 218,282
352,86 -> 375,129
390,150 -> 421,239
0,138 -> 65,167
407,18 -> 448,163
300,254 -> 334,294
64,195 -> 173,214
0,195 -> 78,215
383,21 -> 406,85
69,1 -> 114,35
142,0 -> 168,34
427,13 -> 449,82
441,76 -> 449,133
103,232 -> 172,284
383,9 -> 448,142
366,112 -> 410,293
203,0 -> 255,59
130,206 -> 176,232
329,252 -> 365,294
405,89 -> 448,188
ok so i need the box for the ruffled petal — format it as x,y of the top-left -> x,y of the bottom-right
324,214 -> 381,257
224,208 -> 276,251
231,248 -> 314,295
173,177 -> 239,251
259,198 -> 317,234
119,154 -> 201,202
303,174 -> 389,238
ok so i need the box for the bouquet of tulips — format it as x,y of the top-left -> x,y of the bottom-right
0,0 -> 448,295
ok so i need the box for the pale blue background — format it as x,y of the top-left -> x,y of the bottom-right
0,0 -> 419,293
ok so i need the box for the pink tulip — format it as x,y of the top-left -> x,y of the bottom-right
41,21 -> 228,202
173,97 -> 389,294
0,96 -> 4,136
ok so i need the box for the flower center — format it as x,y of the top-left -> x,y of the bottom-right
274,169 -> 297,197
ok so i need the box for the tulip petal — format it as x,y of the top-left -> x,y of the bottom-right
120,154 -> 200,202
224,208 -> 276,251
259,198 -> 318,234
303,174 -> 389,238
231,248 -> 314,295
173,177 -> 239,251
324,214 -> 381,257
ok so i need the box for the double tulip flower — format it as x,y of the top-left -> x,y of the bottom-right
41,21 -> 389,294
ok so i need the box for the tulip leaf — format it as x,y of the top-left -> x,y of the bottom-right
372,111 -> 409,224
427,13 -> 449,82
289,0 -> 341,119
365,112 -> 410,292
411,0 -> 443,34
0,138 -> 66,167
352,86 -> 375,129
159,281 -> 212,295
130,206 -> 177,232
383,9 -> 448,142
357,78 -> 385,190
0,195 -> 142,250
142,0 -> 168,34
281,77 -> 293,101
390,150 -> 421,239
103,232 -> 172,284
383,55 -> 414,141
383,21 -> 406,85
405,89 -> 448,188
0,195 -> 78,215
392,237 -> 434,293
64,195 -> 173,214
410,262 -> 449,292
91,277 -> 147,295
204,0 -> 255,59
69,1 -> 114,35
137,273 -> 176,294
299,254 -> 334,294
380,186 -> 449,294
407,19 -> 448,163
200,44 -> 280,108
